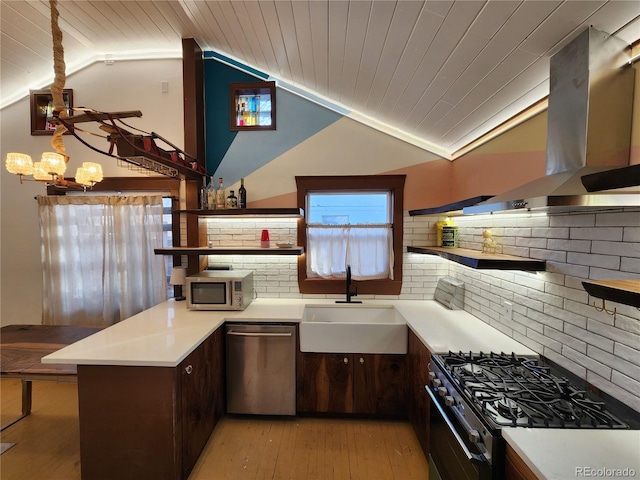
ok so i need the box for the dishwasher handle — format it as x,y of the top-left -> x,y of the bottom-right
227,331 -> 293,338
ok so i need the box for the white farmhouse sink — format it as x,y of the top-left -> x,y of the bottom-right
300,304 -> 408,354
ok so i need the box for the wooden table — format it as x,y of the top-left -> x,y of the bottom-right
1,324 -> 102,431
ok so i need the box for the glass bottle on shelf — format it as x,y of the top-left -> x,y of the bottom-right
200,179 -> 208,209
225,190 -> 238,209
238,178 -> 247,208
215,177 -> 226,209
206,175 -> 216,210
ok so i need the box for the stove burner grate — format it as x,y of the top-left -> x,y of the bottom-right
437,351 -> 630,429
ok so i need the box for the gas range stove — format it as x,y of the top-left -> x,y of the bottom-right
427,351 -> 637,480
433,351 -> 629,430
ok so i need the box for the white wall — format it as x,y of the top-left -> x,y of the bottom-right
0,58 -> 183,326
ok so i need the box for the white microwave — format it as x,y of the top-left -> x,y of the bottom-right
186,270 -> 254,311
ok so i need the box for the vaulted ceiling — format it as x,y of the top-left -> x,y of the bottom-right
2,1 -> 639,157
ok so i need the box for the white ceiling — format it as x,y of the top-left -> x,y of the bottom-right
2,0 -> 639,157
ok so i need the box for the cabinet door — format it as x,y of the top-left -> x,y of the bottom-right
407,330 -> 431,455
180,328 -> 224,478
298,353 -> 353,413
505,442 -> 538,480
354,354 -> 406,416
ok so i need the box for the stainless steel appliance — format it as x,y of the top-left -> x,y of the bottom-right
427,351 -> 637,480
186,270 -> 253,311
226,323 -> 296,415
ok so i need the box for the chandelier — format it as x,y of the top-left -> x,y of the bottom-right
4,0 -> 103,190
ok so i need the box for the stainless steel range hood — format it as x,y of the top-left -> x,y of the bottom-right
465,27 -> 637,215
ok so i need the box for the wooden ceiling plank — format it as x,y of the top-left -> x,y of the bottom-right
376,8 -> 444,120
337,0 -> 371,106
291,0 -> 316,89
275,0 -> 305,83
351,0 -> 396,107
228,1 -> 269,72
390,0 -> 485,128
259,0 -> 293,81
519,1 -> 606,56
366,0 -> 424,113
326,0 -> 350,100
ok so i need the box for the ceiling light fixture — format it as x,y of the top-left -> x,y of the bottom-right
4,0 -> 103,191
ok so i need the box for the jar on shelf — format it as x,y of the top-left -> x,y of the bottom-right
435,220 -> 453,246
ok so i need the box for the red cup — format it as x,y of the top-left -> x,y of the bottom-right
260,229 -> 270,248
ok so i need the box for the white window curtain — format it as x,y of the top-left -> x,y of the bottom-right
38,195 -> 167,326
306,224 -> 393,280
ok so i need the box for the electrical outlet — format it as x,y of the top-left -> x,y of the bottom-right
502,300 -> 513,320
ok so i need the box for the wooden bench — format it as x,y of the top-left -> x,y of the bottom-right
1,324 -> 102,431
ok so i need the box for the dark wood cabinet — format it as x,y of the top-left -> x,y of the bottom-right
407,329 -> 431,456
180,327 -> 224,478
77,327 -> 224,480
297,352 -> 405,416
505,442 -> 538,480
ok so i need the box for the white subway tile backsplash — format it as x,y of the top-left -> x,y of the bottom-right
620,257 -> 640,274
550,214 -> 595,227
623,227 -> 640,242
614,314 -> 640,336
587,318 -> 640,350
564,324 -> 614,353
527,328 -> 562,353
587,345 -> 640,382
567,251 -> 620,270
562,345 -> 612,380
547,239 -> 591,253
614,343 -> 640,367
570,227 -> 623,241
529,248 -> 567,262
531,227 -> 569,239
526,309 -> 564,331
587,371 -> 640,413
595,210 -> 640,227
543,326 -> 587,354
592,240 -> 640,258
610,371 -> 640,398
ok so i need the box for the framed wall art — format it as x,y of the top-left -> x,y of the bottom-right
229,81 -> 276,131
30,89 -> 74,135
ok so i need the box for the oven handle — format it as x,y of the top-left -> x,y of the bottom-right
426,386 -> 487,465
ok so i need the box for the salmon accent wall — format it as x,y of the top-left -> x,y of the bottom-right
451,150 -> 545,201
384,159 -> 452,211
249,191 -> 297,209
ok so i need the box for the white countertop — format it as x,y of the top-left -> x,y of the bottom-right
41,298 -> 638,475
503,428 -> 640,480
41,298 -> 533,367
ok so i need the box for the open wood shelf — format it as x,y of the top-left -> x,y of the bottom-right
180,208 -> 303,217
155,246 -> 304,256
581,279 -> 640,308
409,196 -> 494,216
407,246 -> 546,271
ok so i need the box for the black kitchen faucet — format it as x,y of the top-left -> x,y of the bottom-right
336,264 -> 362,303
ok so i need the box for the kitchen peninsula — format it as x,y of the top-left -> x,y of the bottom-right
43,298 -> 640,480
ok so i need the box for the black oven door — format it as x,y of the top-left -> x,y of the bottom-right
427,386 -> 495,480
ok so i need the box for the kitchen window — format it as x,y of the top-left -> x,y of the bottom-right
296,175 -> 405,295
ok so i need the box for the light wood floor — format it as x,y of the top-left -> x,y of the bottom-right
1,378 -> 428,480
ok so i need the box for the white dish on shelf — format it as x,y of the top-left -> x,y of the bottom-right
276,242 -> 294,248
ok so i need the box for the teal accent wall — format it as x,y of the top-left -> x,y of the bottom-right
203,58 -> 258,176
203,55 -> 342,184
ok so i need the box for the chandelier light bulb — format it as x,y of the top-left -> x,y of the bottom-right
32,162 -> 53,181
5,153 -> 34,176
40,152 -> 66,176
82,162 -> 103,183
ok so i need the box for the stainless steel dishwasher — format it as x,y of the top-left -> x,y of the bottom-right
226,323 -> 296,415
